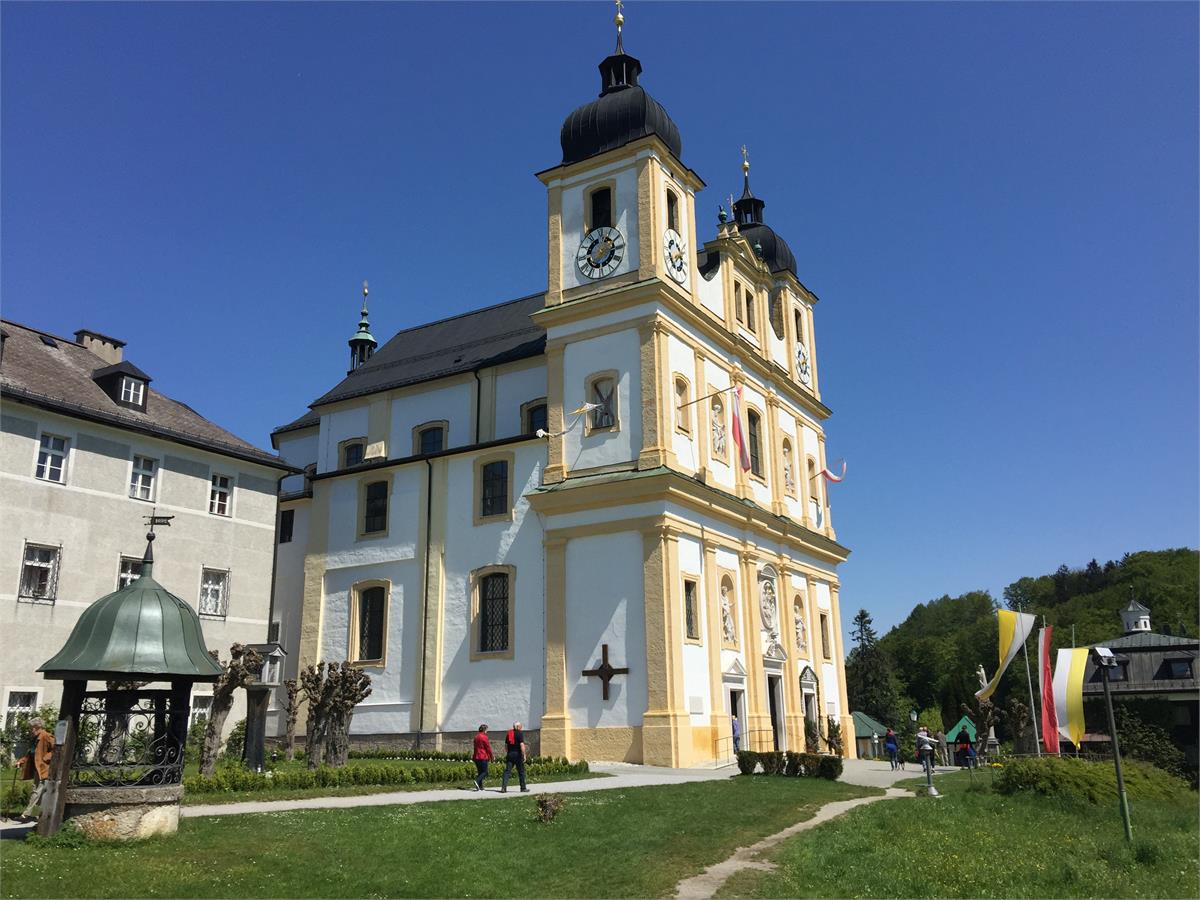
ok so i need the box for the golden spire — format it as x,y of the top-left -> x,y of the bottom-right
613,0 -> 625,53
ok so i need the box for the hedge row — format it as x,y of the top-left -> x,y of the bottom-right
736,750 -> 843,780
184,758 -> 589,795
289,747 -> 568,765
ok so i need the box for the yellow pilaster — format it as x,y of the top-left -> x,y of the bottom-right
638,320 -> 668,470
830,583 -> 856,760
296,484 -> 331,676
641,523 -> 688,766
702,541 -> 726,760
546,185 -> 564,306
805,304 -> 820,399
416,458 -> 448,740
739,549 -> 769,750
693,349 -> 709,480
817,433 -> 835,540
766,393 -> 784,516
540,537 -> 571,758
544,343 -> 566,484
778,561 -> 806,752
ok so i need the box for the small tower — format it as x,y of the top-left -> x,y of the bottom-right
1120,596 -> 1152,635
348,280 -> 377,372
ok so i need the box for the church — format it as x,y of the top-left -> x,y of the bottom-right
269,11 -> 854,767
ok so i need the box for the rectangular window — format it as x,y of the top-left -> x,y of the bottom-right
744,285 -> 756,332
120,377 -> 145,406
209,474 -> 232,516
747,411 -> 763,477
734,283 -> 744,324
1163,659 -> 1193,680
684,579 -> 700,641
419,426 -> 445,455
35,434 -> 68,483
19,544 -> 59,602
363,481 -> 388,534
129,455 -> 156,501
820,613 -> 831,660
117,556 -> 143,590
5,692 -> 38,730
480,461 -> 509,518
199,568 -> 229,617
189,695 -> 212,729
342,442 -> 365,468
355,586 -> 387,663
278,508 -> 294,544
479,573 -> 510,653
590,187 -> 612,230
674,378 -> 690,433
667,190 -> 679,233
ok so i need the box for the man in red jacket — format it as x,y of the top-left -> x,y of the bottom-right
501,721 -> 529,793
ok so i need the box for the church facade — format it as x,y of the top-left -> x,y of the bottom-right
270,26 -> 854,766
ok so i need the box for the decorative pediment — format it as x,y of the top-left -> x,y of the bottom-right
763,633 -> 787,662
723,658 -> 748,678
799,664 -> 819,688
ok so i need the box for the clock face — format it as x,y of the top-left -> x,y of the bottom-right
576,226 -> 625,279
796,343 -> 812,386
663,228 -> 687,283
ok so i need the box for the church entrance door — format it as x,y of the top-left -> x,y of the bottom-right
766,675 -> 784,751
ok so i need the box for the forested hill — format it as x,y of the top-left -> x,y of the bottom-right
875,548 -> 1198,729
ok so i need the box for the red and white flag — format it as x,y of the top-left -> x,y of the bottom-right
1039,626 -> 1060,754
730,385 -> 751,471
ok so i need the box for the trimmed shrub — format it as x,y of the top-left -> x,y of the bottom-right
735,750 -> 758,775
535,794 -> 565,823
995,756 -> 1189,805
784,751 -> 802,777
798,752 -> 823,777
817,755 -> 843,780
760,751 -> 785,775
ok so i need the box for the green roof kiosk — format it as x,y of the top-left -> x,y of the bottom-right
35,525 -> 221,839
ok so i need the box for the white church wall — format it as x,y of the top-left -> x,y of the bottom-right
493,363 -> 547,440
318,406 -> 369,473
740,382 -> 773,508
566,531 -> 648,728
389,382 -> 473,454
268,500 -> 310,726
659,170 -> 692,297
696,262 -> 725,320
766,287 -> 791,372
801,424 -> 824,530
276,429 -> 317,492
678,535 -> 711,723
562,328 -> 641,471
437,445 -> 546,733
324,467 -> 422,565
559,161 -> 640,292
701,359 -> 734,490
776,406 -> 805,523
667,334 -> 699,472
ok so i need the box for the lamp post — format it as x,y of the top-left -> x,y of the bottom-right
1093,647 -> 1133,842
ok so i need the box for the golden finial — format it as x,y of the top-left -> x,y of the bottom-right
614,0 -> 625,31
741,145 -> 750,176
362,279 -> 369,299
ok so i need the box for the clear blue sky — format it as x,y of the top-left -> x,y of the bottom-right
4,2 -> 1196,635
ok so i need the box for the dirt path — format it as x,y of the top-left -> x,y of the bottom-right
673,786 -> 912,900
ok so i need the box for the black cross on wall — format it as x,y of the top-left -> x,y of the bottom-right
582,643 -> 629,701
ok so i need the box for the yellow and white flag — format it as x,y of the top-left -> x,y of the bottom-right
975,609 -> 1037,701
1053,647 -> 1089,748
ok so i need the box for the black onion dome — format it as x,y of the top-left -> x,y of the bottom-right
560,50 -> 682,166
733,174 -> 797,277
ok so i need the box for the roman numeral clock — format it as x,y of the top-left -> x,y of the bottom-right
575,225 -> 626,279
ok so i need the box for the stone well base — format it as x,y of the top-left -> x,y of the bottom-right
64,785 -> 182,841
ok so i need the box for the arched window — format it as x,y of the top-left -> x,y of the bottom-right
586,371 -> 618,432
590,187 -> 612,230
794,308 -> 804,344
521,398 -> 548,435
747,409 -> 763,478
350,582 -> 388,665
340,439 -> 366,469
744,285 -> 757,333
666,189 -> 679,233
734,283 -> 745,324
674,376 -> 691,433
413,421 -> 447,456
807,457 -> 821,506
770,291 -> 784,339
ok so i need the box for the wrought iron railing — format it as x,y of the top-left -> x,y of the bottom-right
70,690 -> 187,788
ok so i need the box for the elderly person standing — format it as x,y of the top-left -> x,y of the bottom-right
16,717 -> 54,823
500,721 -> 529,793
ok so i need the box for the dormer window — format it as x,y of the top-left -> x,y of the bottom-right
92,360 -> 152,410
120,376 -> 145,406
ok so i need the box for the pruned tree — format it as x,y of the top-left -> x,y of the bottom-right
826,716 -> 844,757
283,679 -> 305,762
199,643 -> 264,777
300,662 -> 372,769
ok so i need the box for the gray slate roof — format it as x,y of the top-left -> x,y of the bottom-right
1092,631 -> 1198,650
1,320 -> 291,470
274,292 -> 547,436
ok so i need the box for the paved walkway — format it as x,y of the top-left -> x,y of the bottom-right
181,762 -> 733,818
837,757 -> 959,788
674,787 -> 912,900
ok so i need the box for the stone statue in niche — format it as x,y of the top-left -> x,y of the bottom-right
783,445 -> 795,494
720,585 -> 736,643
794,604 -> 807,651
711,398 -> 727,457
759,578 -> 778,632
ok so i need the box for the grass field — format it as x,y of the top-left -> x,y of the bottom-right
1,777 -> 875,899
717,772 -> 1199,899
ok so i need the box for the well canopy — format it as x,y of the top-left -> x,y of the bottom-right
39,553 -> 221,682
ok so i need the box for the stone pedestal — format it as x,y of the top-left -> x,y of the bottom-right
63,785 -> 182,841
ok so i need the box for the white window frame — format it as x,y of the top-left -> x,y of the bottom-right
209,474 -> 233,517
129,454 -> 157,501
35,433 -> 69,483
189,694 -> 213,729
199,567 -> 230,618
117,555 -> 143,590
18,542 -> 60,603
120,376 -> 145,406
3,688 -> 41,730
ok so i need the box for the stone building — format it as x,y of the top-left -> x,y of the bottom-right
0,320 -> 293,732
271,22 -> 854,765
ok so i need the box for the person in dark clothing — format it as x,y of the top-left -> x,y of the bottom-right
501,721 -> 529,793
472,724 -> 493,791
883,728 -> 899,770
955,728 -> 971,767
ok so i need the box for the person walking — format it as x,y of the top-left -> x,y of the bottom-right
501,721 -> 529,793
472,724 -> 494,791
883,728 -> 899,770
731,715 -> 741,754
16,717 -> 54,823
935,729 -> 948,766
916,726 -> 936,777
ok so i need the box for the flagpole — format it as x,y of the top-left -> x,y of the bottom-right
1019,603 -> 1042,756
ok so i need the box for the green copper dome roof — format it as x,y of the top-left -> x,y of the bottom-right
39,552 -> 222,682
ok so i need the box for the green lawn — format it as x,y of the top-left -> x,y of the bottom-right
717,772 -> 1199,899
1,777 -> 877,899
